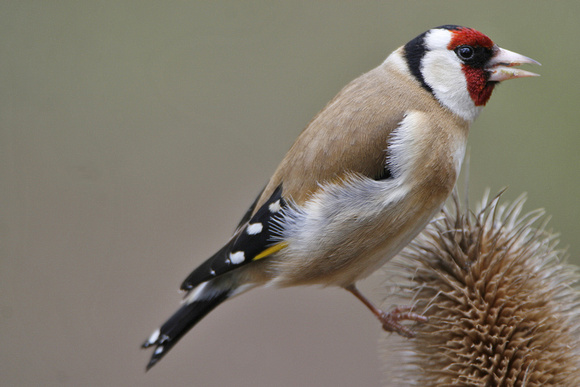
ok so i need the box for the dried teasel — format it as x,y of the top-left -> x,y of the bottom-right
381,190 -> 580,386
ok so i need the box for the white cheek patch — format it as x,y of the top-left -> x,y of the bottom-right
421,50 -> 479,121
421,29 -> 482,122
422,51 -> 464,94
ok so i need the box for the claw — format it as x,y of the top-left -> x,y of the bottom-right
346,284 -> 427,337
378,305 -> 428,338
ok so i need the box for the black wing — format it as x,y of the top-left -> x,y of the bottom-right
180,185 -> 287,291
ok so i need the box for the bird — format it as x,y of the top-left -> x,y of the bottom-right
142,25 -> 539,370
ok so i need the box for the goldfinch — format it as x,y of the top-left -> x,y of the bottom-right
142,25 -> 539,370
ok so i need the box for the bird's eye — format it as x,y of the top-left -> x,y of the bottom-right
456,45 -> 475,60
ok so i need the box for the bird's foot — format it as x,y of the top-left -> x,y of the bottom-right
378,305 -> 428,338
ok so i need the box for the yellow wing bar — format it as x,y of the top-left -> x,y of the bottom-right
253,242 -> 289,261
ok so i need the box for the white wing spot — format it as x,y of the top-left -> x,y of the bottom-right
246,222 -> 263,235
147,329 -> 160,345
209,269 -> 216,275
154,346 -> 164,355
269,200 -> 281,213
229,251 -> 245,264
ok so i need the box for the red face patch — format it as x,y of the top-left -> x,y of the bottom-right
447,27 -> 494,50
449,27 -> 496,106
462,66 -> 495,106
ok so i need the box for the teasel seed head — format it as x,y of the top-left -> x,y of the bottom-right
381,190 -> 580,386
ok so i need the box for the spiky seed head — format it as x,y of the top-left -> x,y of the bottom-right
381,191 -> 580,386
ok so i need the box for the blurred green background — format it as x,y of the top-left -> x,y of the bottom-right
2,1 -> 579,386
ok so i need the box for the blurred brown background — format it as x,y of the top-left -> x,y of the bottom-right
2,1 -> 579,386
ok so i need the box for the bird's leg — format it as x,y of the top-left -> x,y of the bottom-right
345,284 -> 427,338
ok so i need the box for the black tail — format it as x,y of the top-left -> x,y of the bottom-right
142,283 -> 231,370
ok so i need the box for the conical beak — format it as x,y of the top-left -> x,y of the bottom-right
487,47 -> 541,82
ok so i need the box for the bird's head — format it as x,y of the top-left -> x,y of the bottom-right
403,25 -> 540,122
